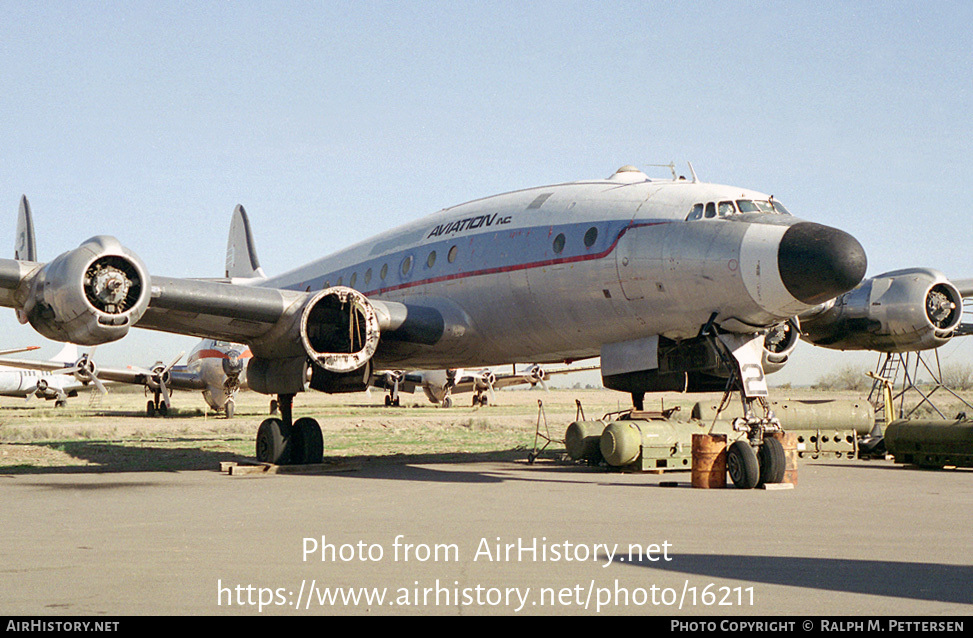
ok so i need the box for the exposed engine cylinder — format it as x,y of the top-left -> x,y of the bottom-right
800,268 -> 963,352
23,236 -> 151,345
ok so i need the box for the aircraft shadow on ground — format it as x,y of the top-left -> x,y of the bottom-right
621,553 -> 973,605
2,441 -> 565,481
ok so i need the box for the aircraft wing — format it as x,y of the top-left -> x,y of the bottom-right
0,346 -> 39,357
0,242 -> 445,398
0,356 -> 206,391
950,278 -> 973,298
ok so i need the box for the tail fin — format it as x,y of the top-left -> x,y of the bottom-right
14,196 -> 37,324
15,195 -> 37,262
50,343 -> 79,364
225,204 -> 266,280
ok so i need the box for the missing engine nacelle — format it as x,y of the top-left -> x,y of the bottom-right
300,287 -> 380,374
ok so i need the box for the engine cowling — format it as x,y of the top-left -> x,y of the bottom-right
799,268 -> 963,353
300,286 -> 381,373
247,286 -> 381,395
20,236 -> 151,345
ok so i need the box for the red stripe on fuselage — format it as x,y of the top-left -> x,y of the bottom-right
359,220 -> 668,297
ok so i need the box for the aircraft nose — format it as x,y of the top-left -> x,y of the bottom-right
223,355 -> 244,377
777,222 -> 867,304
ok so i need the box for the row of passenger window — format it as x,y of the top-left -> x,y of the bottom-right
685,199 -> 791,221
320,225 -> 602,291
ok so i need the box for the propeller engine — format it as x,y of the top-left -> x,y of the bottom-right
800,268 -> 963,353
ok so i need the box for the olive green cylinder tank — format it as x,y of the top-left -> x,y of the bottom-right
565,420 -> 606,462
692,398 -> 874,434
885,419 -> 973,468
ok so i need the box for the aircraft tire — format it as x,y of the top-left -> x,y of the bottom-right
757,438 -> 786,486
727,441 -> 760,489
146,401 -> 155,417
442,396 -> 453,408
225,399 -> 235,419
158,402 -> 168,417
256,418 -> 289,465
290,417 -> 323,465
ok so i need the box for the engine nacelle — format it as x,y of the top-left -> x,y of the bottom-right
799,268 -> 963,353
247,287 -> 381,395
300,287 -> 381,373
21,236 -> 151,346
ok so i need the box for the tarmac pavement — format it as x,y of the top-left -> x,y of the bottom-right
1,455 -> 971,616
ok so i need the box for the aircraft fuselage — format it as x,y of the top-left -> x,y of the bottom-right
266,167 -> 864,370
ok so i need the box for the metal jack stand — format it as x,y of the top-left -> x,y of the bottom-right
528,399 -> 561,464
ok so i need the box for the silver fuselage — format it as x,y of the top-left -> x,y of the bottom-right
263,169 -> 834,370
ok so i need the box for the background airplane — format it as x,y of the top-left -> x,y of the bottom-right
371,362 -> 599,407
0,338 -> 250,417
0,344 -> 105,407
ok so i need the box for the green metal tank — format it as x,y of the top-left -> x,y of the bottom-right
885,418 -> 973,468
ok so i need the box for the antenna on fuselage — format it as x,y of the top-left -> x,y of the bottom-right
687,162 -> 698,183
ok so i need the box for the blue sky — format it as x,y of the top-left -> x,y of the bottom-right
1,1 -> 972,386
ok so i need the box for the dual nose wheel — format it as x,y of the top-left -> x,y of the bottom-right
727,438 -> 786,489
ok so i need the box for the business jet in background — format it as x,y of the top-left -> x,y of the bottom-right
5,163 -> 954,489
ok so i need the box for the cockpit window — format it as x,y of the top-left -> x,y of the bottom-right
736,199 -> 791,215
687,198 -> 792,221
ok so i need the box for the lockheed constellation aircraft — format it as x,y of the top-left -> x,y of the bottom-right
1,164 -> 961,487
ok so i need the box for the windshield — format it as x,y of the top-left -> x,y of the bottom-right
686,198 -> 792,221
736,199 -> 791,215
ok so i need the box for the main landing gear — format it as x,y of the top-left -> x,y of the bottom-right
146,394 -> 168,417
255,394 -> 324,465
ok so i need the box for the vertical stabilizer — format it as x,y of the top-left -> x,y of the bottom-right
225,204 -> 267,280
51,343 -> 79,364
15,195 -> 37,262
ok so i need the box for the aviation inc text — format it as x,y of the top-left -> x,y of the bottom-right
302,535 -> 672,568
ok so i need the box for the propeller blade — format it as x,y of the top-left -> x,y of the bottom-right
164,352 -> 185,373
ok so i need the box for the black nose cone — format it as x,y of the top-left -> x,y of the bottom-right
778,222 -> 867,304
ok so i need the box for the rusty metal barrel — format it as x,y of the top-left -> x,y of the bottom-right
691,434 -> 727,488
767,431 -> 799,485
